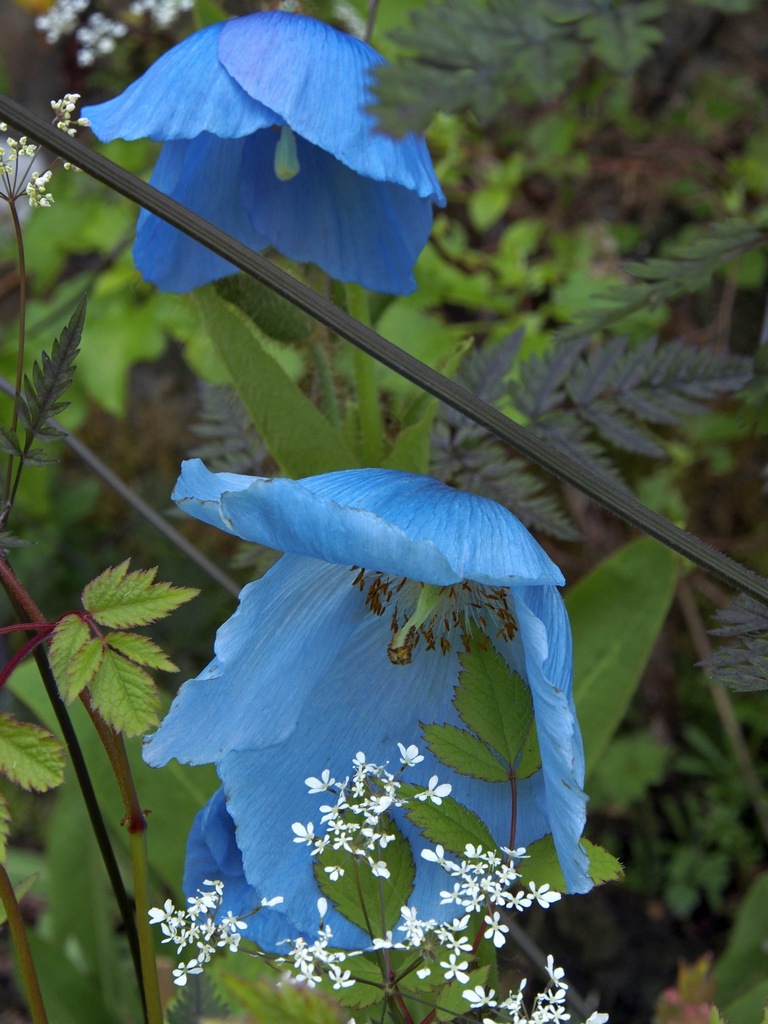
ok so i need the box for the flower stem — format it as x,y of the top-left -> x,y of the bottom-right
0,863 -> 48,1024
0,556 -> 147,1022
346,283 -> 384,465
2,198 -> 27,517
79,696 -> 163,1024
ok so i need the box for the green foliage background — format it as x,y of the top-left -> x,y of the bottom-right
1,0 -> 768,1022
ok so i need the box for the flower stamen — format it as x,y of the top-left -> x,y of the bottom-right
274,124 -> 300,181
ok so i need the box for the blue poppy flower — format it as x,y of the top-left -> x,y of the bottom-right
82,11 -> 445,295
144,460 -> 590,950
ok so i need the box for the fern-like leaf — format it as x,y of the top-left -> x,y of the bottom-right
189,383 -> 266,474
702,596 -> 768,691
166,972 -> 231,1024
17,295 -> 86,442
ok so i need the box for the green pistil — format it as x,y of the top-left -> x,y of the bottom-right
387,584 -> 444,665
274,125 -> 300,181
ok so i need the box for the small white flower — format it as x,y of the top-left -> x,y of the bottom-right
291,821 -> 316,844
440,953 -> 470,984
171,958 -> 204,986
463,985 -> 498,1008
305,769 -> 336,793
483,911 -> 509,948
585,1014 -> 609,1023
529,882 -> 562,908
415,775 -> 452,805
328,965 -> 356,990
416,965 -> 432,980
261,895 -> 285,907
397,743 -> 424,766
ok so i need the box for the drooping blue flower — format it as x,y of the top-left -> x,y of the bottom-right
82,12 -> 445,295
144,461 -> 590,951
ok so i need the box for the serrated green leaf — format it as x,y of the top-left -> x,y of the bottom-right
433,966 -> 490,1022
0,424 -> 21,456
106,632 -> 177,672
82,560 -> 198,628
222,973 -> 346,1024
316,815 -> 415,935
49,613 -> 91,683
515,725 -> 542,781
423,722 -> 509,782
0,792 -> 9,865
0,712 -> 65,792
195,287 -> 359,477
316,952 -> 385,1011
88,649 -> 160,736
455,633 -> 535,769
166,972 -> 231,1024
519,834 -> 623,892
61,637 -> 104,703
401,783 -> 498,857
22,448 -> 59,467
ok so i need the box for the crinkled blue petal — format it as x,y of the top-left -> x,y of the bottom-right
173,460 -> 565,587
237,130 -> 433,294
143,559 -> 362,767
218,12 -> 445,203
83,23 -> 279,142
184,787 -> 310,951
132,135 -> 269,292
494,586 -> 589,892
166,566 -> 568,949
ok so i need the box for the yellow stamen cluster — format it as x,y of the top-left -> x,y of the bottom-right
351,568 -> 518,665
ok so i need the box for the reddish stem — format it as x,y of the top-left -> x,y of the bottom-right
0,624 -> 55,690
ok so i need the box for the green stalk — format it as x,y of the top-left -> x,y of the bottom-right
3,198 -> 27,514
346,284 -> 384,465
0,863 -> 48,1024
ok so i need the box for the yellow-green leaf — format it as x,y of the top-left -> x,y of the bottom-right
520,834 -> 624,891
106,632 -> 177,672
89,650 -> 161,736
82,560 -> 198,629
60,637 -> 104,704
0,712 -> 65,792
222,974 -> 347,1024
49,613 -> 90,681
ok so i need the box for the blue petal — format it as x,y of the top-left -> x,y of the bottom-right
173,461 -> 565,587
184,787 -> 311,951
143,559 -> 363,767
83,23 -> 279,142
508,586 -> 590,892
218,12 -> 445,204
237,130 -> 434,294
132,135 -> 269,292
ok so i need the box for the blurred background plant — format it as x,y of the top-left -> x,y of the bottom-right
0,0 -> 767,1022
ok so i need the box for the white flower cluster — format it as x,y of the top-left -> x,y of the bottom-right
128,0 -> 194,29
151,745 -> 608,1023
1,95 -> 88,208
148,879 -> 284,986
280,745 -> 608,1024
35,0 -> 194,65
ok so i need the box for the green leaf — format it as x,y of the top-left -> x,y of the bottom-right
316,815 -> 415,935
433,967 -> 490,1022
0,792 -> 8,864
401,784 -> 498,857
0,870 -> 39,922
715,872 -> 768,1006
88,649 -> 160,736
455,633 -> 535,768
195,287 -> 359,476
0,424 -> 21,456
222,974 -> 347,1024
82,560 -> 198,629
22,448 -> 59,467
106,631 -> 177,672
0,712 -> 65,791
567,537 -> 678,777
423,722 -> 509,782
61,638 -> 104,704
166,973 -> 231,1024
49,613 -> 91,692
382,397 -> 438,475
519,834 -> 623,891
215,273 -> 313,343
21,293 -> 85,438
